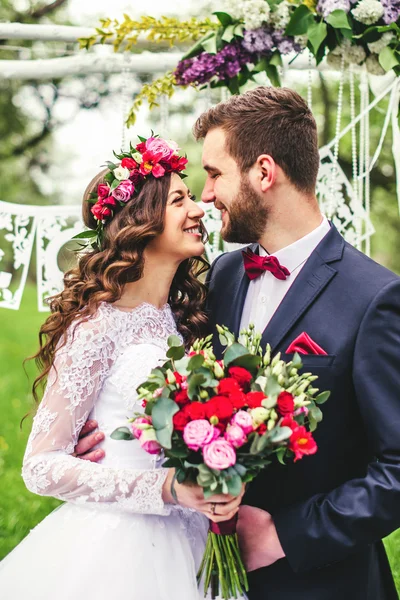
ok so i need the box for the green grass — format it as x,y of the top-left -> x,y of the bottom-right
0,286 -> 399,595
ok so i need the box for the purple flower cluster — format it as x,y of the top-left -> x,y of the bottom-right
174,41 -> 255,86
174,28 -> 304,87
381,0 -> 400,24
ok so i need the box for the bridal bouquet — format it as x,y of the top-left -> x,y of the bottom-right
112,325 -> 330,599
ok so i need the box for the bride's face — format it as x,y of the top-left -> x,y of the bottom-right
147,173 -> 205,261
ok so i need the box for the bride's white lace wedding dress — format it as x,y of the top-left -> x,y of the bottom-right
0,302 -> 209,600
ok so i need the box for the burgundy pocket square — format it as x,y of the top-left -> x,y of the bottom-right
286,332 -> 327,356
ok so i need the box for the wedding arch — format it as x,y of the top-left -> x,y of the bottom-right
0,0 -> 399,310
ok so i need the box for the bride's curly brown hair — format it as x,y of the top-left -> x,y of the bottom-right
30,170 -> 209,403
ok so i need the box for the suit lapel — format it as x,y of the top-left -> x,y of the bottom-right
224,245 -> 257,336
260,226 -> 344,353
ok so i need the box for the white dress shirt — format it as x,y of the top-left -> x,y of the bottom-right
240,217 -> 331,334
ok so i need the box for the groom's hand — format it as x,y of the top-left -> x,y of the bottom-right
237,505 -> 285,572
72,420 -> 105,461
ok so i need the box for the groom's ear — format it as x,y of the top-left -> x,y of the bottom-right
256,154 -> 277,193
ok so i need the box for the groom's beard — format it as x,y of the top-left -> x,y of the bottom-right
221,178 -> 269,244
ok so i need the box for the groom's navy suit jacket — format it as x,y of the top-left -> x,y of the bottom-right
206,225 -> 400,600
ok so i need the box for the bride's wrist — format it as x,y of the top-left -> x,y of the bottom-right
162,469 -> 178,505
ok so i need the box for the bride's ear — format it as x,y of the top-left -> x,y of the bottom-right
257,154 -> 277,193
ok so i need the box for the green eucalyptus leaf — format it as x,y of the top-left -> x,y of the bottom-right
224,342 -> 249,366
167,335 -> 183,348
230,353 -> 262,372
110,426 -> 133,440
326,9 -> 351,30
188,372 -> 207,399
152,396 -> 179,449
309,405 -> 323,423
276,447 -> 287,465
227,473 -> 243,496
285,4 -> 313,36
166,345 -> 185,360
269,426 -> 292,443
174,356 -> 190,376
188,353 -> 205,370
315,390 -> 330,404
265,375 -> 282,399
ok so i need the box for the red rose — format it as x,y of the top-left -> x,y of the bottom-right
121,157 -> 137,170
246,391 -> 266,409
173,410 -> 190,432
174,372 -> 185,386
136,141 -> 146,153
228,366 -> 253,389
184,402 -> 206,420
91,199 -> 112,221
289,426 -> 318,462
229,390 -> 247,410
167,155 -> 188,172
277,392 -> 295,416
129,169 -> 142,184
103,196 -> 117,206
218,378 -> 241,396
281,415 -> 298,432
205,396 -> 234,422
174,388 -> 189,407
97,183 -> 110,199
257,423 -> 267,435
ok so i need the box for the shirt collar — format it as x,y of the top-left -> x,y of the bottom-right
259,216 -> 331,274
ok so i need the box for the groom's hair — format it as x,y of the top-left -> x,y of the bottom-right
194,86 -> 319,194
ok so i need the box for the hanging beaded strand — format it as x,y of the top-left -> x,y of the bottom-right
327,54 -> 345,219
349,65 -> 361,246
364,80 -> 371,256
307,50 -> 313,111
120,53 -> 132,151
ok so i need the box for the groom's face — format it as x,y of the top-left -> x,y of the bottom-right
201,128 -> 269,243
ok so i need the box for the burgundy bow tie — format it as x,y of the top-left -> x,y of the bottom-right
242,249 -> 290,281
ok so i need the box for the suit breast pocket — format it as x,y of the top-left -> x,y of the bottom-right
281,353 -> 336,368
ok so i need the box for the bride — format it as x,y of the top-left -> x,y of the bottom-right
0,135 -> 244,599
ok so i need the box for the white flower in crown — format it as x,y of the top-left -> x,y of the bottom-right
113,166 -> 131,181
351,0 -> 384,25
166,140 -> 180,156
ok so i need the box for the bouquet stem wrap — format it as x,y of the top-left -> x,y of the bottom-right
197,514 -> 248,599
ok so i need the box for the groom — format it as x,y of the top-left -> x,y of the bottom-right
76,87 -> 400,599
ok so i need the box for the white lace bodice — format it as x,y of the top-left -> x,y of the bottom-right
22,302 -> 181,515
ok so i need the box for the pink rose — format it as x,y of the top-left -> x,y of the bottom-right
294,406 -> 309,417
130,417 -> 151,440
183,419 -> 215,451
224,424 -> 247,448
203,439 -> 236,470
97,183 -> 111,199
112,180 -> 135,202
231,410 -> 254,434
145,137 -> 174,161
139,428 -> 161,455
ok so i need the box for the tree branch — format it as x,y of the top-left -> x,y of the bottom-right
29,0 -> 69,20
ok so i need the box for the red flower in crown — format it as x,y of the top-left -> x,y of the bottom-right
121,157 -> 138,170
139,151 -> 166,178
166,155 -> 188,173
91,197 -> 117,221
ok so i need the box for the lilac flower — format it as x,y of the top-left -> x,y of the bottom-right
316,0 -> 350,17
381,0 -> 400,23
242,28 -> 274,53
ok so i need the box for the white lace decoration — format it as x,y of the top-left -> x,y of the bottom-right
22,302 -> 180,516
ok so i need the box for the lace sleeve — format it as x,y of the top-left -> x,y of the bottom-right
22,314 -> 170,516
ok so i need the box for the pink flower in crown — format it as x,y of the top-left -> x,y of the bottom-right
183,419 -> 216,451
139,151 -> 165,178
97,183 -> 111,199
203,439 -> 236,470
145,137 -> 175,161
112,180 -> 135,202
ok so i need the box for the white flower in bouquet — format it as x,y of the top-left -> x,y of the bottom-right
223,0 -> 271,29
294,34 -> 308,49
367,32 -> 395,54
366,54 -> 386,75
270,0 -> 291,30
328,39 -> 366,66
352,0 -> 385,25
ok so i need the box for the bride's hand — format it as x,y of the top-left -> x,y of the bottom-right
72,420 -> 105,462
163,470 -> 245,522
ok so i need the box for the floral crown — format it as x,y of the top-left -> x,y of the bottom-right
74,134 -> 188,249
